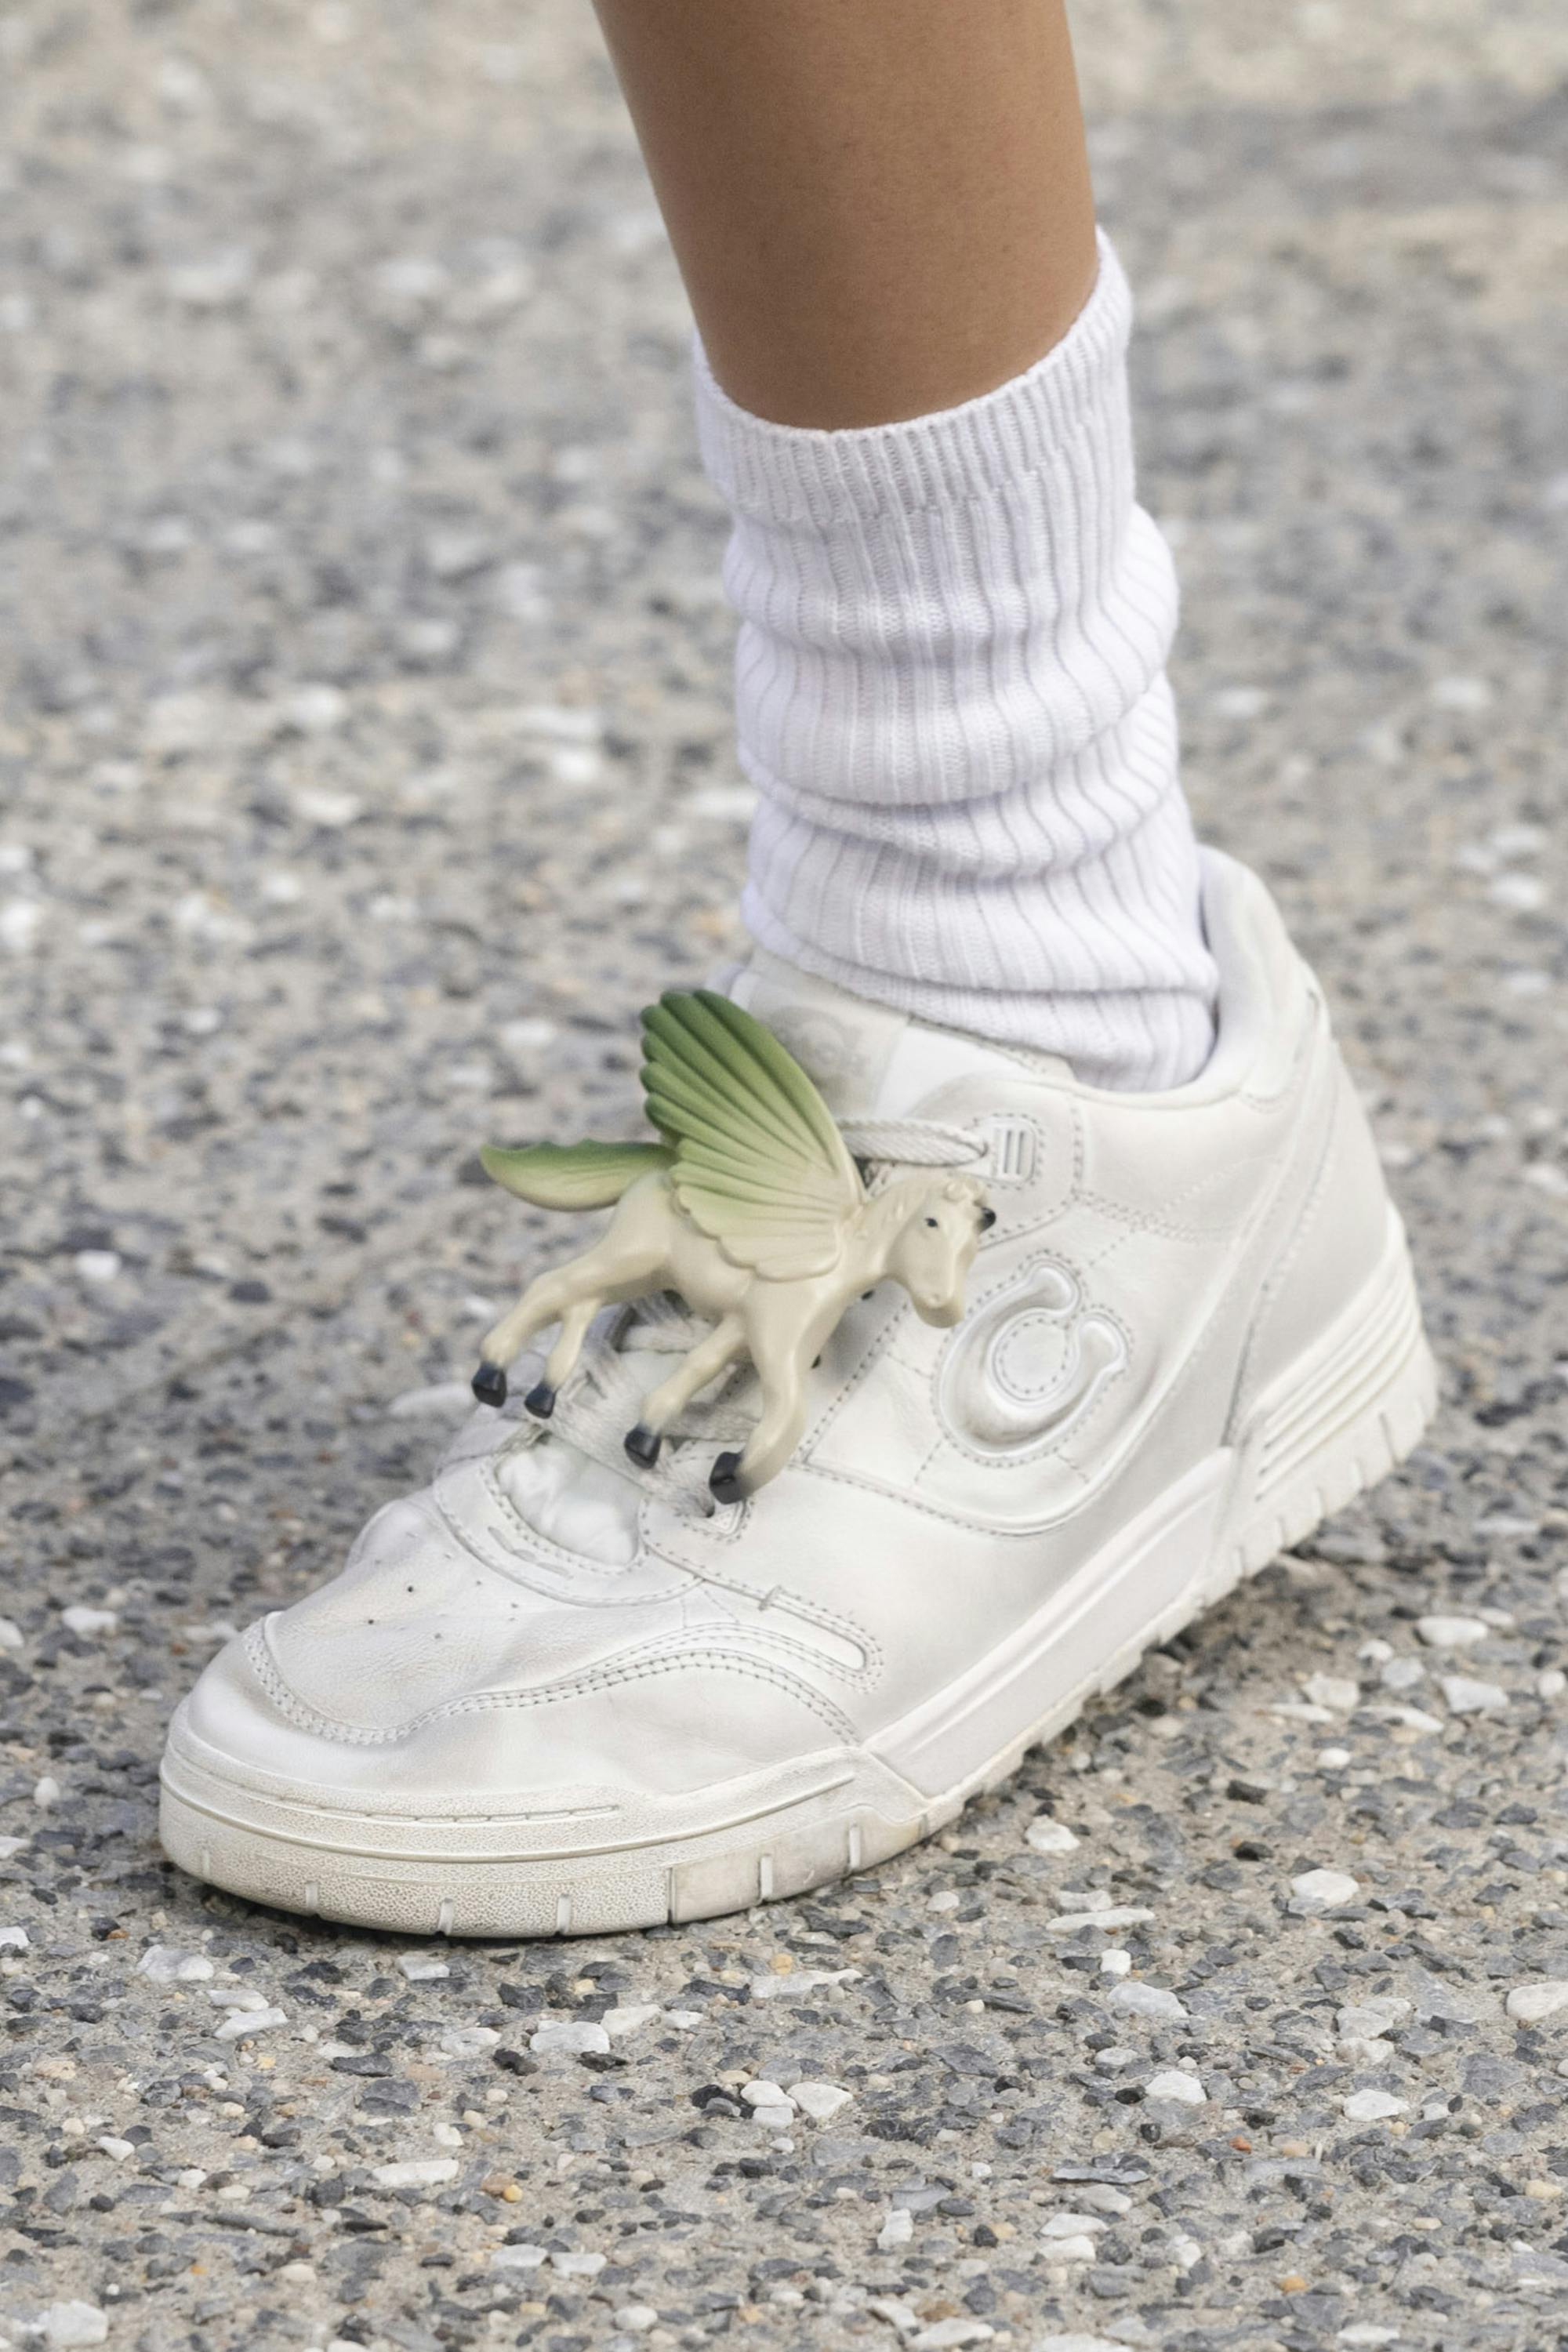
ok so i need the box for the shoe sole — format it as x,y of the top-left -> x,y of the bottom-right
159,1208 -> 1436,1936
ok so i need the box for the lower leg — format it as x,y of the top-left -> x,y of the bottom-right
591,0 -> 1095,428
594,0 -> 1216,1091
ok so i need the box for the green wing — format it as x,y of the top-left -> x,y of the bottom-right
640,991 -> 862,1279
480,1140 -> 671,1210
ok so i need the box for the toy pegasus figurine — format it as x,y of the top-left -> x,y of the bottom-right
472,990 -> 993,1503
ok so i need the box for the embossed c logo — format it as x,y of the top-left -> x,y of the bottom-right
938,1259 -> 1127,1457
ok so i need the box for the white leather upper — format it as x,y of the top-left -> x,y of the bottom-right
175,852 -> 1392,1812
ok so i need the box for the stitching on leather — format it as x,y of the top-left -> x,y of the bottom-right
245,1624 -> 384,1744
797,1453 -> 1087,1534
935,1238 -> 1112,1337
978,1110 -> 1055,1186
929,1306 -> 1134,1475
804,1294 -> 910,1455
909,1421 -> 950,1489
248,1620 -> 856,1746
1069,1198 -> 1240,1246
416,1456 -> 690,1612
706,1575 -> 883,1685
789,1278 -> 927,1463
1070,1144 -> 1285,1242
436,1465 -> 601,1603
1070,1200 -> 1251,1285
604,1617 -> 874,1693
643,1522 -> 886,1683
919,1245 -> 1132,1476
476,1455 -> 659,1592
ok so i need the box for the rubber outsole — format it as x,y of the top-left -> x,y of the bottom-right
159,1218 -> 1436,1937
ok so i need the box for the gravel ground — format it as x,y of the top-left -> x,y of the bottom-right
2,5 -> 1567,2350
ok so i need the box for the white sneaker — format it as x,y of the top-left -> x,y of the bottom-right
160,853 -> 1435,1935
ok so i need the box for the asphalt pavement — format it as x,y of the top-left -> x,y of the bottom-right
2,5 -> 1566,2349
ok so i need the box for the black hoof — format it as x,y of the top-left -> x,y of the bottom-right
524,1381 -> 556,1421
624,1424 -> 662,1470
710,1451 -> 747,1507
472,1363 -> 508,1408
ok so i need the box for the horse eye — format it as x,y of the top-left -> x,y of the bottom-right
925,1216 -> 938,1228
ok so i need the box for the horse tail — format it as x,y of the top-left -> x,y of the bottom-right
479,1140 -> 673,1210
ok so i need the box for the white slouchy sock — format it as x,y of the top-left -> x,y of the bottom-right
692,232 -> 1218,1093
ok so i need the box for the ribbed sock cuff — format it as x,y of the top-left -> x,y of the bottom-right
694,230 -> 1131,530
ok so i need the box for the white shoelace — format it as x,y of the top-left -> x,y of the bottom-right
502,1116 -> 985,1514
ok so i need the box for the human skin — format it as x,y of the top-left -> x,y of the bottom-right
590,0 -> 1099,428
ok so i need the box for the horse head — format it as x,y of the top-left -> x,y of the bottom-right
885,1174 -> 994,1327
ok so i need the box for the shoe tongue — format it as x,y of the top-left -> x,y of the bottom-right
727,949 -> 1063,1116
726,951 -> 907,1114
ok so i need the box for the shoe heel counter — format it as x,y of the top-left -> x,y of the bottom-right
1234,1042 -> 1393,1424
